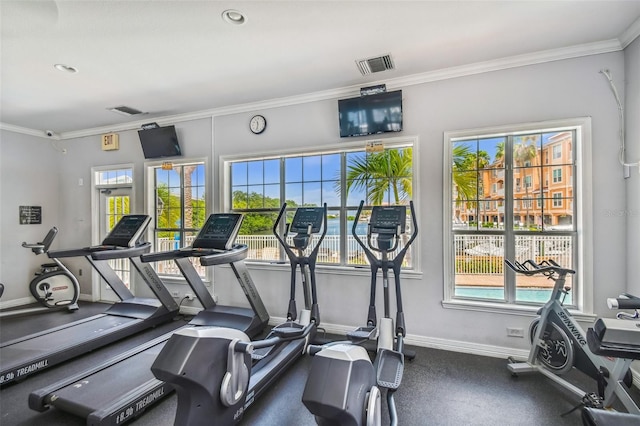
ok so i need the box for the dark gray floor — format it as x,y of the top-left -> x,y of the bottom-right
1,301 -> 638,425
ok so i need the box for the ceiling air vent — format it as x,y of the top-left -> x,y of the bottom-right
107,105 -> 145,116
356,54 -> 395,76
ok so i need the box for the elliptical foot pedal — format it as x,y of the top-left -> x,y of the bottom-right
272,321 -> 305,339
375,348 -> 404,389
347,326 -> 377,344
251,346 -> 273,361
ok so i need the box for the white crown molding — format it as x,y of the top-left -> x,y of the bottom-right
0,123 -> 60,139
619,16 -> 640,48
0,40 -> 625,141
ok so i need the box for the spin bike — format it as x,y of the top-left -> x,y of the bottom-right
1,227 -> 79,318
302,200 -> 418,426
506,259 -> 639,415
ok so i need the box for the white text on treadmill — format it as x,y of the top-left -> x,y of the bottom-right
16,360 -> 49,377
135,388 -> 165,411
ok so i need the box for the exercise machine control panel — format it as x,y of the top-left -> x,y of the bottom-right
192,214 -> 243,250
290,208 -> 325,235
369,206 -> 406,235
102,215 -> 151,247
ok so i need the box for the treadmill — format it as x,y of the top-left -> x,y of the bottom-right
0,215 -> 179,386
29,213 -> 270,425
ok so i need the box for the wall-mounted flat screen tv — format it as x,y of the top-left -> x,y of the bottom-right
138,125 -> 182,159
338,90 -> 403,138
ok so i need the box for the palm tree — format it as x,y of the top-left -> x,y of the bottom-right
343,147 -> 412,205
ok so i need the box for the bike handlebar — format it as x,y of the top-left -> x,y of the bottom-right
607,293 -> 640,310
504,258 -> 575,276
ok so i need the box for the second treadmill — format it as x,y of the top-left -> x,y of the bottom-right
0,215 -> 179,386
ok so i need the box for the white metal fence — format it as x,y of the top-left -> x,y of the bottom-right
151,233 -> 568,277
454,234 -> 572,274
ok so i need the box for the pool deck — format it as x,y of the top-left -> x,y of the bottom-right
456,274 -> 572,288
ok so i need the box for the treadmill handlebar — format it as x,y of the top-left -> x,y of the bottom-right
142,245 -> 248,264
141,248 -> 197,262
199,244 -> 248,266
90,242 -> 151,260
47,244 -> 138,259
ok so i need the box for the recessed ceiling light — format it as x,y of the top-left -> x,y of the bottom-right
54,64 -> 78,73
222,9 -> 246,25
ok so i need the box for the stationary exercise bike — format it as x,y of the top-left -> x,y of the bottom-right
151,204 -> 327,425
0,227 -> 79,318
506,259 -> 639,415
302,200 -> 418,426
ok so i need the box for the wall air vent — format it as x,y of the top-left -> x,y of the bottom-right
107,105 -> 145,116
356,54 -> 395,76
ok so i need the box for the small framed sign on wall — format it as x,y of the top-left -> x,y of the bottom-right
19,206 -> 42,224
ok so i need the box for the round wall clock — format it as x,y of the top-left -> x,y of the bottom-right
250,115 -> 267,134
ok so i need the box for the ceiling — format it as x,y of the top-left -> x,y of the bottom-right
2,1 -> 640,138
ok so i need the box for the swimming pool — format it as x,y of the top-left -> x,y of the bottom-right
455,287 -> 572,304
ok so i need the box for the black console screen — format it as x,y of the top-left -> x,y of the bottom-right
102,215 -> 151,247
290,207 -> 324,234
370,206 -> 406,234
192,214 -> 243,250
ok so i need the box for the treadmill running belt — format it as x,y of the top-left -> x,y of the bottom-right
49,344 -> 165,417
1,316 -> 140,370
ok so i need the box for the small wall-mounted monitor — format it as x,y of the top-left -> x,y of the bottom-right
338,90 -> 403,138
138,125 -> 182,159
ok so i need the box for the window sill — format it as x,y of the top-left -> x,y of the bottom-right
441,298 -> 596,322
222,261 -> 423,280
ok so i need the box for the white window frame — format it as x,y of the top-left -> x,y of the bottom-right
443,118 -> 593,316
144,157 -> 211,284
220,136 -> 421,274
553,167 -> 562,183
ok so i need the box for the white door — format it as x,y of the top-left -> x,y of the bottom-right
98,188 -> 132,302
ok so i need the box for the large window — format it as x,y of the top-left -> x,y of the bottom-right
445,119 -> 591,308
150,161 -> 206,276
224,138 -> 417,269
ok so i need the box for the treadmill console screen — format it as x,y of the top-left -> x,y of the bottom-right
102,215 -> 151,247
370,206 -> 406,235
192,214 -> 243,250
289,207 -> 324,234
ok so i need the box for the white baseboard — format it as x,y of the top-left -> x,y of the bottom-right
79,293 -> 94,302
143,309 -> 640,391
0,296 -> 35,310
179,305 -> 204,316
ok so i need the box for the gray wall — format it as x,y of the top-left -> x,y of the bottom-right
0,132 -> 64,302
0,50 -> 634,353
625,37 -> 640,296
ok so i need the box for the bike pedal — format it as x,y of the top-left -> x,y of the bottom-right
583,392 -> 604,409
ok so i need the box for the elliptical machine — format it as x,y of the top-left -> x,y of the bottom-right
302,200 -> 418,426
1,227 -> 80,318
151,203 -> 327,425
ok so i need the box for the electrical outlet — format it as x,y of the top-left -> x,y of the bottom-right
185,293 -> 194,301
171,291 -> 180,298
507,327 -> 525,338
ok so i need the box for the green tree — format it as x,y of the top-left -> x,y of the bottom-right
231,190 -> 298,235
343,147 -> 412,205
